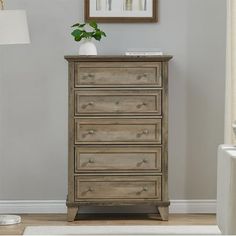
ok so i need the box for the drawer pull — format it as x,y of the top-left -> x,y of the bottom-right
137,159 -> 148,167
82,187 -> 94,195
137,187 -> 148,195
137,102 -> 147,109
87,187 -> 94,192
88,130 -> 95,134
82,101 -> 94,109
82,129 -> 96,138
82,74 -> 95,80
142,187 -> 148,192
141,159 -> 148,164
88,159 -> 95,164
136,74 -> 147,80
137,130 -> 149,138
82,159 -> 95,167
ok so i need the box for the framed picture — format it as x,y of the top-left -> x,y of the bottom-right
84,0 -> 158,23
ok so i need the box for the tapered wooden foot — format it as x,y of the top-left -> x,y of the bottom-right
157,206 -> 169,221
67,206 -> 78,222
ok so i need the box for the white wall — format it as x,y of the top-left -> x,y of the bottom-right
0,0 -> 226,202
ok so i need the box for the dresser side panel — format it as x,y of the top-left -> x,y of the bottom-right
162,61 -> 169,202
68,61 -> 75,204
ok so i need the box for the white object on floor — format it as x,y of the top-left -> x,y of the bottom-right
0,215 -> 21,225
217,145 -> 236,235
23,225 -> 221,235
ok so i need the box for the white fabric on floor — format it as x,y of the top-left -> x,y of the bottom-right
23,225 -> 221,235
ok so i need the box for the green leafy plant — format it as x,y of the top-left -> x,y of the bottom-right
71,21 -> 106,42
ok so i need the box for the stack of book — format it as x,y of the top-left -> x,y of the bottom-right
125,49 -> 164,56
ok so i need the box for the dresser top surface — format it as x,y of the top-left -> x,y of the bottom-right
65,55 -> 173,62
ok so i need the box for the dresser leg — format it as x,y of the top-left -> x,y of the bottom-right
67,206 -> 78,222
157,206 -> 169,221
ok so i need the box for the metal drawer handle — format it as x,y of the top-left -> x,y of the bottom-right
84,159 -> 95,166
82,101 -> 94,109
141,159 -> 148,164
137,187 -> 148,195
81,74 -> 95,80
88,129 -> 95,135
137,102 -> 147,109
82,129 -> 96,138
142,187 -> 148,192
88,159 -> 95,164
137,159 -> 148,167
83,187 -> 94,195
137,130 -> 149,138
136,74 -> 147,80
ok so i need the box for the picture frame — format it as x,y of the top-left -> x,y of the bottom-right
84,0 -> 158,23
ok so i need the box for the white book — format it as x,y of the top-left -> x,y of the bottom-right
125,51 -> 164,56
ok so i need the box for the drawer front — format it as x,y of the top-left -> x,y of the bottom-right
75,176 -> 162,200
75,90 -> 162,115
75,118 -> 162,144
75,146 -> 162,172
75,62 -> 162,87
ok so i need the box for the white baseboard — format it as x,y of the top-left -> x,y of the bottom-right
0,200 -> 216,214
0,200 -> 67,214
170,200 -> 216,214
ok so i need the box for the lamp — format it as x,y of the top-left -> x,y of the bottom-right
0,1 -> 30,45
0,0 -> 30,226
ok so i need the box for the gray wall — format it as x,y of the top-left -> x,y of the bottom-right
0,0 -> 226,201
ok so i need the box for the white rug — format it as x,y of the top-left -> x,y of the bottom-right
23,225 -> 221,235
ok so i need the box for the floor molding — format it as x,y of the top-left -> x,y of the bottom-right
0,200 -> 216,214
170,200 -> 216,214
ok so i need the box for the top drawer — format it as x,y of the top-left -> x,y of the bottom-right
75,62 -> 162,88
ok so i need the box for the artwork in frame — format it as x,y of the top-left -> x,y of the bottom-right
84,0 -> 158,23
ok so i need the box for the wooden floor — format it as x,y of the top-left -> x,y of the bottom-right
0,213 -> 216,235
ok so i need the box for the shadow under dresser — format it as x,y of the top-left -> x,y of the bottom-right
65,55 -> 173,221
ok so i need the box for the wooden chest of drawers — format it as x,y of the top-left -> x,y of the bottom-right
65,56 -> 172,221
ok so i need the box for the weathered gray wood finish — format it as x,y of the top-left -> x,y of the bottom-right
75,89 -> 162,116
75,146 -> 162,172
75,62 -> 162,87
74,117 -> 162,144
65,55 -> 172,222
75,175 -> 162,200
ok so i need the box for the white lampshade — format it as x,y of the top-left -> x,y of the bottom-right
0,10 -> 30,45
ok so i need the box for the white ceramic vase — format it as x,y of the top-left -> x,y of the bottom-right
79,39 -> 97,55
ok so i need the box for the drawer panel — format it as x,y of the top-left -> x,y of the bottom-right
75,90 -> 162,116
74,118 -> 162,144
75,146 -> 162,172
75,176 -> 162,200
75,62 -> 162,87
